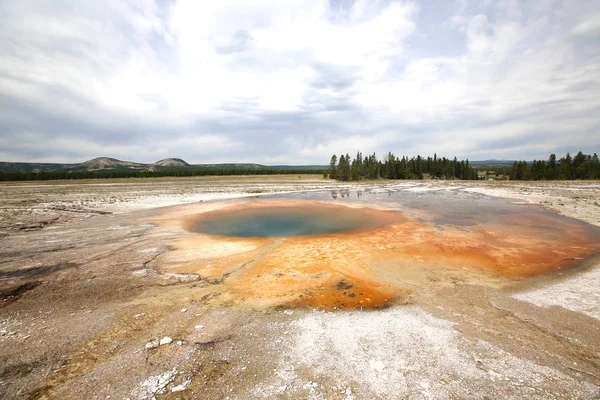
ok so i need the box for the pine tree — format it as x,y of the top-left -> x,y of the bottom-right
574,151 -> 587,179
560,153 -> 573,179
546,154 -> 557,179
329,155 -> 338,179
337,155 -> 345,181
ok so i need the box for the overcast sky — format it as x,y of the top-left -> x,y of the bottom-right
1,0 -> 599,164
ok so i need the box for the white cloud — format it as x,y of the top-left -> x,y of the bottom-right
0,0 -> 598,164
570,14 -> 600,36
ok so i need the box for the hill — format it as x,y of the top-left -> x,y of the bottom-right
470,160 -> 518,169
77,157 -> 146,171
271,165 -> 328,171
153,158 -> 190,167
0,157 -> 328,180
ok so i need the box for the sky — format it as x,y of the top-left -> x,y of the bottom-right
0,0 -> 599,165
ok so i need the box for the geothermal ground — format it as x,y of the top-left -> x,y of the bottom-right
1,176 -> 600,399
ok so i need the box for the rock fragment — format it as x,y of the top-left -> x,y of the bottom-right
171,379 -> 191,392
145,340 -> 159,350
131,368 -> 177,399
159,336 -> 173,346
145,336 -> 173,349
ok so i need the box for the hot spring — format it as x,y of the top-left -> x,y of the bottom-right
187,205 -> 399,237
153,191 -> 600,310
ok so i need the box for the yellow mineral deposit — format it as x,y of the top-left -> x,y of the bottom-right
146,199 -> 600,310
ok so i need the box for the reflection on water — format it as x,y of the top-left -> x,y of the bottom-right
280,188 -> 600,236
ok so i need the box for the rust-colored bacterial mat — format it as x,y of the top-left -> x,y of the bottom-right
145,192 -> 600,310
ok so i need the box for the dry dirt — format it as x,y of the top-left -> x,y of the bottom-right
0,177 -> 599,400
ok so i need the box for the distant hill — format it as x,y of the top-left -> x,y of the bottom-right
470,159 -> 519,169
470,159 -> 516,164
0,162 -> 78,174
0,157 -> 151,173
78,157 -> 145,171
271,165 -> 328,171
153,158 -> 189,167
0,157 -> 327,174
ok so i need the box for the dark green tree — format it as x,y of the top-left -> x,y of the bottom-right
546,153 -> 557,179
329,155 -> 338,179
560,153 -> 573,179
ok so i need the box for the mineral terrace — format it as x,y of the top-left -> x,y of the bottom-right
1,176 -> 599,399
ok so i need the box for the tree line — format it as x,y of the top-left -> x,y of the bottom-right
327,152 -> 478,181
506,152 -> 600,180
0,167 -> 327,181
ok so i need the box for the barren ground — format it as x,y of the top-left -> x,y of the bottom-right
1,176 -> 599,400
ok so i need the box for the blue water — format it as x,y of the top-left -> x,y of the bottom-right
188,188 -> 600,241
190,209 -> 374,237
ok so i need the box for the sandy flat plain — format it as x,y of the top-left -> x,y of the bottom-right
1,176 -> 599,399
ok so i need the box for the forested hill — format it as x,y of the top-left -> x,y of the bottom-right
328,152 -> 479,181
3,151 -> 598,182
0,157 -> 262,173
0,157 -> 327,181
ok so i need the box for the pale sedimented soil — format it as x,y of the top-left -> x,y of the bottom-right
0,175 -> 345,232
0,177 -> 599,399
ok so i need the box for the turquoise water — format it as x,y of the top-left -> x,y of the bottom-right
190,209 -> 373,237
189,188 -> 600,241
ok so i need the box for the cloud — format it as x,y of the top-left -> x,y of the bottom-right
0,0 -> 598,164
571,14 -> 600,36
